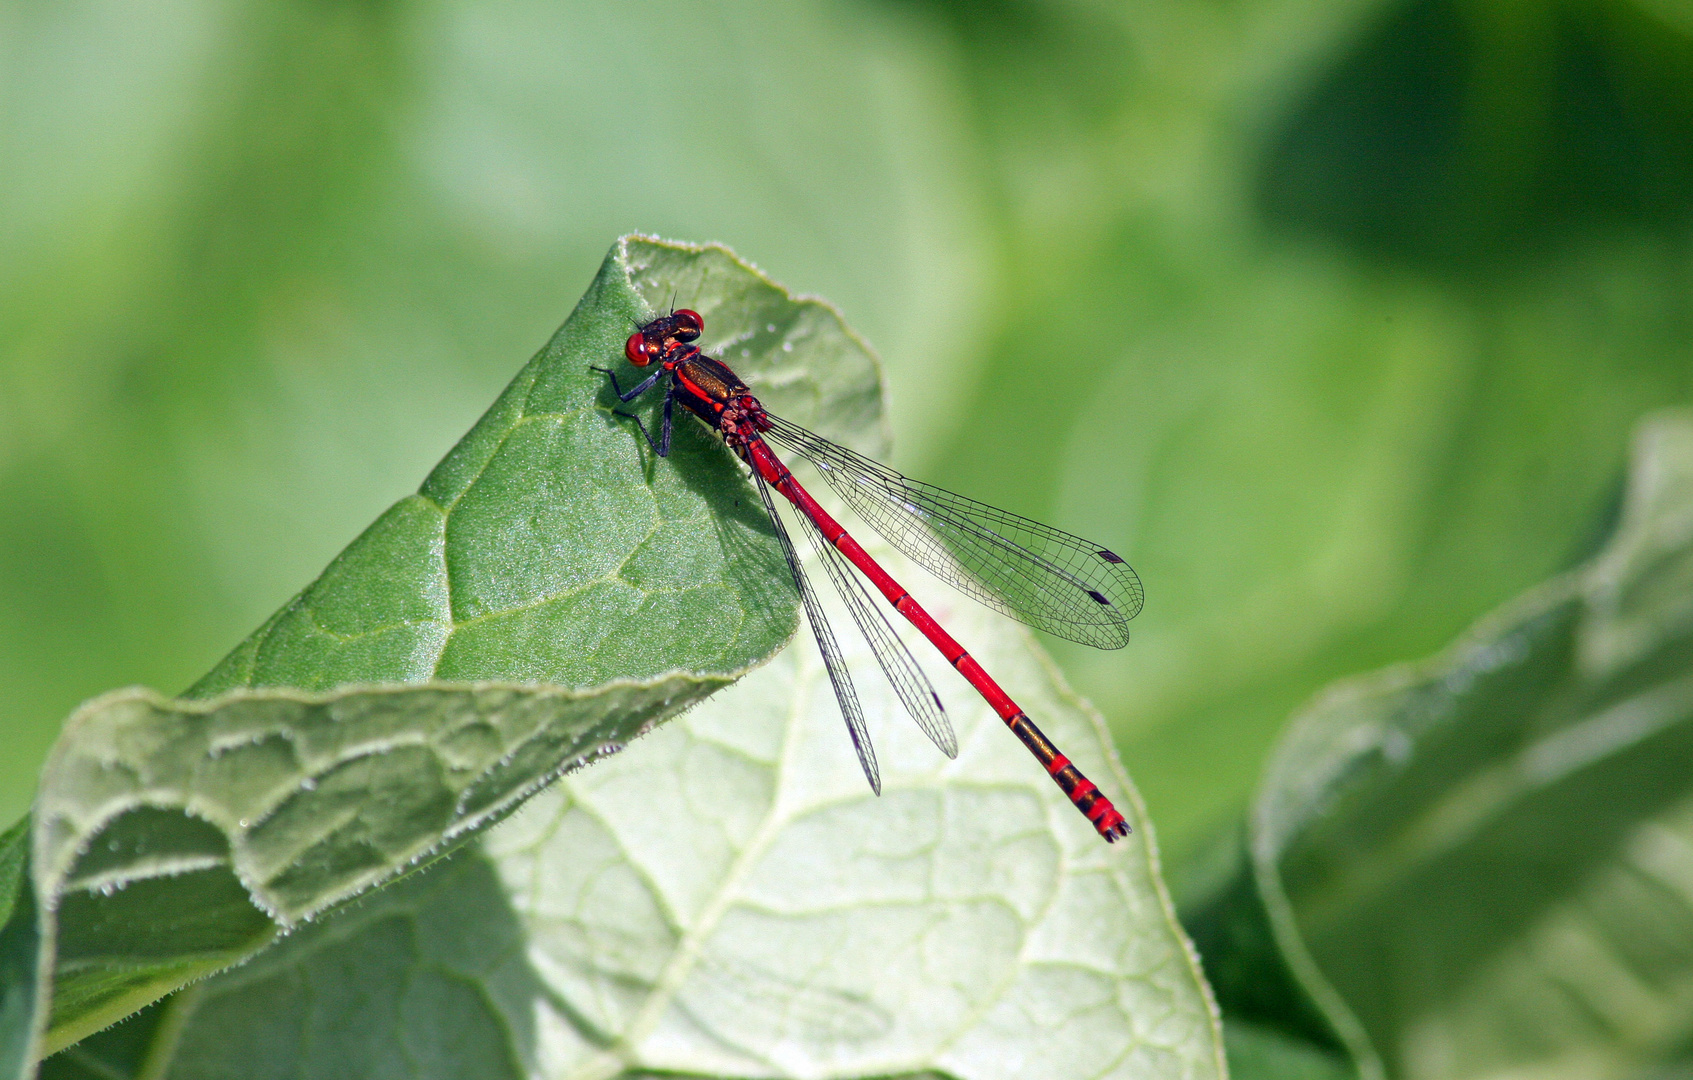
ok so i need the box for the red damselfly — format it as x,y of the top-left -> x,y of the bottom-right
592,309 -> 1144,841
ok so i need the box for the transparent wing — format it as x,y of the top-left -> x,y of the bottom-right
788,491 -> 957,760
753,471 -> 879,794
763,416 -> 1144,650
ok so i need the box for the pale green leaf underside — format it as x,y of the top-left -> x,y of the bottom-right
23,236 -> 894,1062
1254,410 -> 1693,1080
114,538 -> 1224,1080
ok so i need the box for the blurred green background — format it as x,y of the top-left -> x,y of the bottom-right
2,0 -> 1691,880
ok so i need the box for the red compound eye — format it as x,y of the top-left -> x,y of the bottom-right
673,309 -> 703,339
625,331 -> 653,367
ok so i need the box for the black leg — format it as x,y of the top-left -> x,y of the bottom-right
607,384 -> 676,458
590,365 -> 665,403
659,386 -> 675,454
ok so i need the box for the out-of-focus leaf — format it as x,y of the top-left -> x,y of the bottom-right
1260,0 -> 1693,265
912,0 -> 1693,868
19,236 -> 878,1065
1226,1020 -> 1355,1080
1180,828 -> 1346,1064
46,537 -> 1225,1080
1249,410 -> 1693,1080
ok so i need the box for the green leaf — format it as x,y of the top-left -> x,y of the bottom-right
21,235 -> 1219,1080
32,678 -> 722,1057
0,821 -> 40,1080
187,236 -> 857,696
19,235 -> 894,1065
45,538 -> 1225,1079
1247,409 -> 1693,1079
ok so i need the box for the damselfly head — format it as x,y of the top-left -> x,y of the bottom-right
627,309 -> 704,366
